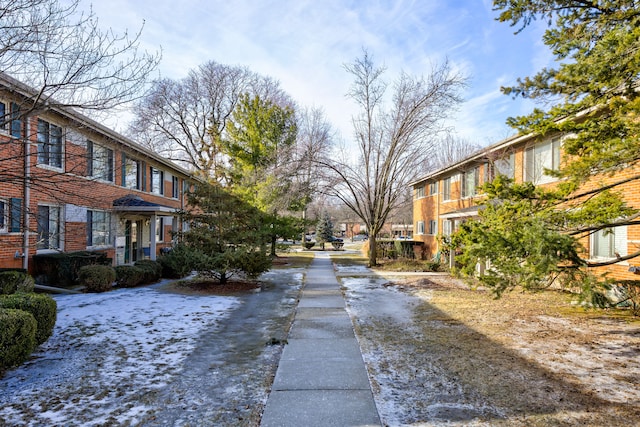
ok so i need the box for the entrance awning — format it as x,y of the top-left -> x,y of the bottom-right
113,195 -> 176,215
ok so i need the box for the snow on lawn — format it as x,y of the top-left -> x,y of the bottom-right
0,286 -> 240,426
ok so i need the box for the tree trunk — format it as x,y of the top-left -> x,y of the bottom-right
368,235 -> 378,267
270,234 -> 277,257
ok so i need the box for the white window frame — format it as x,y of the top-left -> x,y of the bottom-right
442,219 -> 452,236
443,177 -> 451,201
591,226 -> 627,260
428,220 -> 437,235
36,119 -> 63,169
88,141 -> 114,182
429,182 -> 438,195
124,157 -> 140,190
151,167 -> 164,195
87,210 -> 112,248
417,221 -> 425,235
493,153 -> 515,179
415,185 -> 425,199
525,137 -> 561,185
462,167 -> 479,198
36,204 -> 62,251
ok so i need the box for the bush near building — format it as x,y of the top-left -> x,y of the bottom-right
78,265 -> 116,293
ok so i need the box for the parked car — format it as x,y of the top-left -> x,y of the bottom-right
352,234 -> 368,241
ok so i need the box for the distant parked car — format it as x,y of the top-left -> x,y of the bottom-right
352,234 -> 368,241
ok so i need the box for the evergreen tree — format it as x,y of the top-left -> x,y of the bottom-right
315,213 -> 334,251
452,1 -> 640,305
222,93 -> 299,256
179,183 -> 271,284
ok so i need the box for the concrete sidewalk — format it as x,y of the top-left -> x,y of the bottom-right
260,252 -> 381,427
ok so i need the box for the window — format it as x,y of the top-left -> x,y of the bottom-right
37,119 -> 63,168
462,167 -> 479,198
37,205 -> 61,250
87,210 -> 111,247
592,226 -> 627,259
442,219 -> 452,236
88,141 -> 114,181
525,137 -> 561,184
156,217 -> 164,242
0,198 -> 21,234
415,185 -> 425,199
493,153 -> 515,179
123,156 -> 140,190
417,221 -> 425,235
429,182 -> 438,195
150,167 -> 164,195
172,176 -> 180,199
10,102 -> 21,138
0,102 -> 7,132
428,220 -> 437,235
443,177 -> 451,201
0,200 -> 6,232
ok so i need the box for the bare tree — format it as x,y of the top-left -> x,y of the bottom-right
129,61 -> 290,180
289,106 -> 334,239
323,51 -> 465,266
0,0 -> 161,258
429,133 -> 482,170
0,0 -> 160,114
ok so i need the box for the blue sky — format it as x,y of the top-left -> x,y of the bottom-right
80,0 -> 552,147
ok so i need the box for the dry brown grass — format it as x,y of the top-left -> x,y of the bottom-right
386,276 -> 640,426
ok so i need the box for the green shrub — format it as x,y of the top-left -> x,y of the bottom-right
114,265 -> 145,288
303,242 -> 315,250
32,251 -> 112,287
157,245 -> 194,279
78,265 -> 116,293
239,251 -> 272,279
0,271 -> 35,295
134,260 -> 162,283
0,293 -> 57,345
0,308 -> 37,371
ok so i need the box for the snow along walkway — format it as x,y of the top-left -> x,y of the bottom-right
260,252 -> 381,427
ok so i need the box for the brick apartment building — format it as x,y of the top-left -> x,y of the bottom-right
0,73 -> 194,274
411,130 -> 640,282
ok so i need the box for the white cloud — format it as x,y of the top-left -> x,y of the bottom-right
74,0 -> 550,146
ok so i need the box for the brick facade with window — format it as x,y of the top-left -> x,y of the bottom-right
411,131 -> 640,282
0,73 -> 194,273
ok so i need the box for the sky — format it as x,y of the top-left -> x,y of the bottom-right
79,0 -> 552,148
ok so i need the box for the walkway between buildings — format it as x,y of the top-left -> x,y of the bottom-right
260,252 -> 381,427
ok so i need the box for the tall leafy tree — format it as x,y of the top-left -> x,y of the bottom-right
452,1 -> 640,303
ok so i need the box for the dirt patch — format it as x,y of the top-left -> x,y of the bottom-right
343,274 -> 640,426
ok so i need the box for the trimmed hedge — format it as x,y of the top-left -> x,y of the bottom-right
32,251 -> 112,287
0,271 -> 35,295
114,265 -> 145,288
78,265 -> 116,293
0,308 -> 37,371
0,293 -> 57,345
134,260 -> 162,283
